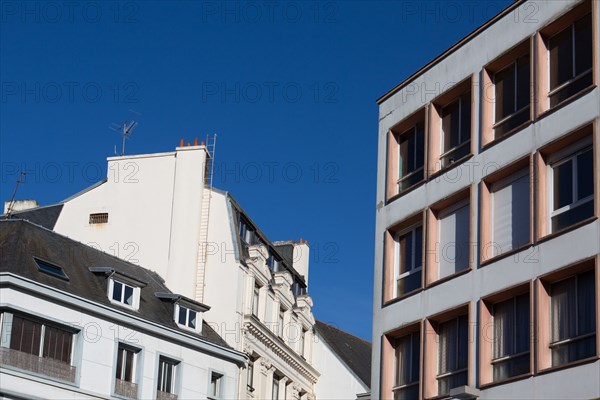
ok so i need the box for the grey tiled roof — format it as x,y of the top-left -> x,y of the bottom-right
0,219 -> 230,350
1,204 -> 64,230
315,320 -> 372,388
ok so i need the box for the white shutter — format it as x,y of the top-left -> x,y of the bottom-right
492,171 -> 529,256
439,201 -> 470,279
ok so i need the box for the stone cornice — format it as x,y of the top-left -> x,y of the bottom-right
244,316 -> 319,384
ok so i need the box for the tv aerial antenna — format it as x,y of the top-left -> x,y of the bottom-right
6,171 -> 25,218
110,110 -> 141,156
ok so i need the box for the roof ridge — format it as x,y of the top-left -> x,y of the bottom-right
316,319 -> 372,345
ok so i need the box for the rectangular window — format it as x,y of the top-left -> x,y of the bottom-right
393,331 -> 420,400
35,258 -> 68,279
247,359 -> 254,392
114,344 -> 139,399
494,53 -> 530,138
2,313 -> 76,382
278,309 -> 285,338
252,285 -> 260,317
210,372 -> 223,398
272,375 -> 280,400
10,315 -> 73,364
438,201 -> 470,279
491,169 -> 530,257
157,357 -> 177,395
437,315 -> 468,395
550,269 -> 596,366
177,305 -> 197,330
239,219 -> 255,244
394,225 -> 422,297
441,91 -> 471,168
550,144 -> 594,232
397,122 -> 425,191
299,329 -> 306,357
549,13 -> 593,107
492,294 -> 530,381
116,345 -> 136,382
89,212 -> 108,224
111,280 -> 135,306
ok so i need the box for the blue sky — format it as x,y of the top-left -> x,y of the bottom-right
0,0 -> 512,340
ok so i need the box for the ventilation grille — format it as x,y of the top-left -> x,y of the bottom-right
89,213 -> 109,224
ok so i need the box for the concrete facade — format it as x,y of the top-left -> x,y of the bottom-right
372,0 -> 600,399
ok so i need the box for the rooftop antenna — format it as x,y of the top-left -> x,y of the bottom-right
109,110 -> 141,156
6,171 -> 25,218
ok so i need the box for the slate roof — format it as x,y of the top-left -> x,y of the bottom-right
1,204 -> 64,230
314,320 -> 372,389
0,219 -> 231,350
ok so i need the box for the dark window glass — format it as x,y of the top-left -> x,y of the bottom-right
394,331 -> 420,400
550,270 -> 596,366
10,316 -> 42,356
437,315 -> 468,395
492,294 -> 530,381
178,306 -> 187,325
549,14 -> 593,106
550,27 -> 573,89
494,54 -> 530,138
441,91 -> 471,167
35,259 -> 67,278
495,65 -> 516,121
396,226 -> 422,296
577,149 -> 593,199
398,123 -> 425,191
553,159 -> 573,209
123,285 -> 134,305
43,324 -> 72,363
112,281 -> 123,302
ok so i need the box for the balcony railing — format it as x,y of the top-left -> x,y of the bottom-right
157,390 -> 178,400
0,347 -> 76,382
115,378 -> 138,398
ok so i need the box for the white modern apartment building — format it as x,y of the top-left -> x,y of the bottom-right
372,0 -> 599,399
4,139 -> 370,399
0,219 -> 246,400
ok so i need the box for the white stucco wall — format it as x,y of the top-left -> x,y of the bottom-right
54,146 -> 208,298
312,332 -> 369,400
0,278 -> 241,400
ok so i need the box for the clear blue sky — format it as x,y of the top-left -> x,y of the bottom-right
1,0 -> 512,340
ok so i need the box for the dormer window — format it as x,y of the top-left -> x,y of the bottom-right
176,304 -> 198,331
88,267 -> 145,312
239,218 -> 255,244
108,278 -> 140,310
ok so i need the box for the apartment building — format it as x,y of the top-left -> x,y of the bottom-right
0,219 -> 246,400
3,140 -> 370,399
372,0 -> 599,399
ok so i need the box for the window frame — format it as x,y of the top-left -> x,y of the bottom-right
423,304 -> 471,399
425,189 -> 473,287
393,223 -> 423,298
536,257 -> 599,372
156,356 -> 179,396
175,303 -> 199,332
480,156 -> 534,265
547,138 -> 594,233
109,278 -> 140,311
0,310 -> 78,384
535,123 -> 597,240
492,53 -> 531,139
392,330 -> 421,399
548,270 -> 597,364
479,283 -> 533,387
386,108 -> 427,202
252,284 -> 260,317
481,38 -> 532,148
208,371 -> 224,399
